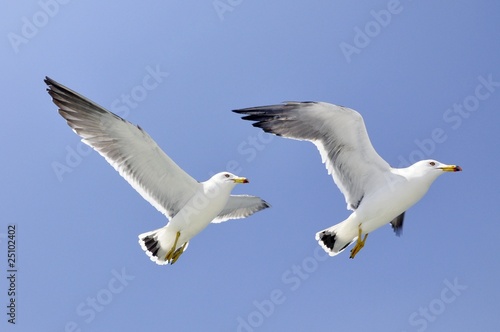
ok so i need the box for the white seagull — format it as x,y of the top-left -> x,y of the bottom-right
45,77 -> 270,265
234,102 -> 461,259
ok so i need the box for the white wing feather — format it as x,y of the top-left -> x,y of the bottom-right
234,102 -> 391,210
46,77 -> 200,219
213,195 -> 271,223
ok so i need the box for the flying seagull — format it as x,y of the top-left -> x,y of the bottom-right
45,77 -> 270,265
234,102 -> 461,259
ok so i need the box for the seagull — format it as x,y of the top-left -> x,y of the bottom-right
234,102 -> 461,259
45,77 -> 270,265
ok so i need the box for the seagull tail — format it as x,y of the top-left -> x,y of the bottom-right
138,227 -> 189,265
315,221 -> 355,256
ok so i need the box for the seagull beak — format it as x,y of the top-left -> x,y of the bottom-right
439,165 -> 462,172
233,177 -> 249,184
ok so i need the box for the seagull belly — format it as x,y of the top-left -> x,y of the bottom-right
169,189 -> 231,240
354,181 -> 429,234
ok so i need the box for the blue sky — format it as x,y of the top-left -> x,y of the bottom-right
2,1 -> 499,331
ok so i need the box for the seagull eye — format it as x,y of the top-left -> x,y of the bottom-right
224,173 -> 230,178
429,162 -> 436,166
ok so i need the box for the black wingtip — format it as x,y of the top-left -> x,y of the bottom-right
44,76 -> 63,95
262,199 -> 272,209
390,212 -> 405,237
44,76 -> 56,87
233,109 -> 266,117
44,77 -> 52,90
391,225 -> 403,237
142,235 -> 161,259
318,231 -> 337,251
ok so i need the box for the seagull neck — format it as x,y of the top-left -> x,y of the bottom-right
202,181 -> 234,198
392,167 -> 439,189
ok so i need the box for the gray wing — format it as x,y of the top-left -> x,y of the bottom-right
212,195 -> 270,223
390,212 -> 405,236
45,77 -> 200,219
234,102 -> 391,211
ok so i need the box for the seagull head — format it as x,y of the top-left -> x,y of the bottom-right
212,172 -> 249,185
410,159 -> 462,179
426,159 -> 462,172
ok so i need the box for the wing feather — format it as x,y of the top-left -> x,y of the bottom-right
212,195 -> 270,223
45,77 -> 199,219
234,102 -> 391,210
390,211 -> 405,236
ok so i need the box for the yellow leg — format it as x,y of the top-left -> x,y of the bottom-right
171,242 -> 187,264
165,231 -> 181,262
349,225 -> 368,259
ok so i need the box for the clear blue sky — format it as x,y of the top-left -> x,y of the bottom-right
2,1 -> 499,331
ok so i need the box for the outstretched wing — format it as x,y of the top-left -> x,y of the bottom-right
234,102 -> 391,211
212,195 -> 270,223
46,77 -> 200,219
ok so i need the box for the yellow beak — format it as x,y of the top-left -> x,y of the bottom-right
439,165 -> 462,172
233,177 -> 249,184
